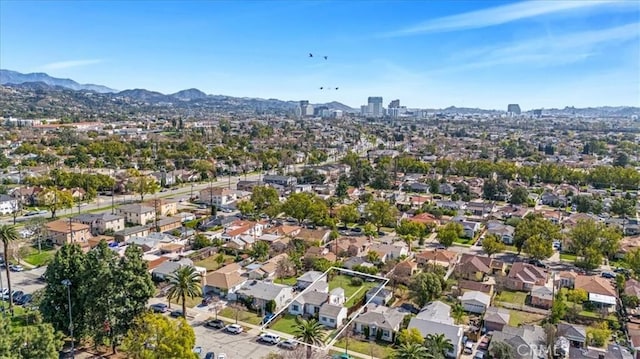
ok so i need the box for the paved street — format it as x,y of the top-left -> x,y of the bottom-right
0,266 -> 46,295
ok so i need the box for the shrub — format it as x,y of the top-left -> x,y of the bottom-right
351,277 -> 363,286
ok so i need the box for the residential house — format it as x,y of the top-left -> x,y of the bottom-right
530,285 -> 553,309
567,344 -> 633,359
436,200 -> 463,211
452,217 -> 481,238
117,204 -> 156,226
460,291 -> 491,314
71,213 -> 125,235
331,236 -> 371,257
9,186 -> 43,206
625,278 -> 640,299
490,325 -> 547,359
156,217 -> 183,233
369,242 -> 409,263
408,301 -> 463,358
416,249 -> 458,268
289,281 -> 330,316
152,258 -> 195,280
486,220 -> 516,244
342,257 -> 375,271
204,262 -> 247,300
143,198 -> 177,216
353,304 -> 407,343
199,187 -> 237,208
556,271 -> 579,289
557,322 -> 587,348
319,297 -> 348,329
541,192 -> 567,207
236,180 -> 264,192
365,287 -> 393,306
288,283 -> 347,329
405,212 -> 440,227
45,220 -> 92,245
296,271 -> 326,290
263,175 -> 297,187
222,220 -> 264,247
456,254 -> 504,281
505,262 -> 548,291
235,280 -> 294,312
466,202 -> 494,218
295,228 -> 331,246
438,183 -> 455,195
457,279 -> 494,297
248,253 -> 289,280
394,260 -> 418,278
305,246 -> 337,262
0,195 -> 18,215
575,275 -> 617,311
114,225 -> 151,242
483,306 -> 510,332
405,182 -> 430,193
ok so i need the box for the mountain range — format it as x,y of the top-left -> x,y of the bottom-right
1,69 -> 638,117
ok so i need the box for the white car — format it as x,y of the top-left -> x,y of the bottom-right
225,324 -> 243,334
278,339 -> 298,350
218,354 -> 227,359
258,332 -> 280,344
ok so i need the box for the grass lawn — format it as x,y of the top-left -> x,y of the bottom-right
268,313 -> 299,335
0,304 -> 37,327
454,237 -> 474,245
22,248 -> 56,267
333,338 -> 395,358
329,275 -> 379,307
194,255 -> 234,272
504,245 -> 518,253
508,310 -> 546,327
495,291 -> 528,305
219,307 -> 262,325
168,294 -> 203,309
560,253 -> 577,262
275,277 -> 297,286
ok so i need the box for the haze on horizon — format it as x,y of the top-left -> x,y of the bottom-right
1,0 -> 639,110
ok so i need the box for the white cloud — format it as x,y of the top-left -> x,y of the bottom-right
383,0 -> 634,37
39,59 -> 104,70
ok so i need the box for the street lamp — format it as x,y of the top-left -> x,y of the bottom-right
61,279 -> 75,358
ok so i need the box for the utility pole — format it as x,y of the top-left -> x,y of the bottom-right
154,196 -> 159,232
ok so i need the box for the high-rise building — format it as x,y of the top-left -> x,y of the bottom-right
507,104 -> 521,115
298,100 -> 314,117
533,109 -> 542,117
389,99 -> 400,108
368,97 -> 383,118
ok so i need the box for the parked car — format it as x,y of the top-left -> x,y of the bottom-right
258,332 -> 280,345
204,353 -> 215,359
169,310 -> 183,318
261,313 -> 275,325
225,324 -> 243,334
12,291 -> 24,303
205,319 -> 225,329
9,264 -> 24,272
202,296 -> 214,306
279,339 -> 298,350
601,272 -> 616,279
16,294 -> 32,305
526,259 -> 547,268
150,303 -> 169,313
218,354 -> 227,359
193,346 -> 203,356
474,352 -> 485,359
464,341 -> 474,354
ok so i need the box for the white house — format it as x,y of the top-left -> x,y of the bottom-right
0,195 -> 18,215
235,280 -> 294,312
289,283 -> 347,328
296,271 -> 326,290
460,291 -> 491,314
408,301 -> 463,358
353,304 -> 408,342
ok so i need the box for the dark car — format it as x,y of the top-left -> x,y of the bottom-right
400,303 -> 420,314
12,291 -> 24,303
150,303 -> 169,313
527,259 -> 547,268
16,294 -> 32,305
169,310 -> 183,318
601,272 -> 616,279
205,319 -> 225,329
204,353 -> 215,359
202,296 -> 214,306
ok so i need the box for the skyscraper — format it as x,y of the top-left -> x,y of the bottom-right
368,97 -> 383,118
389,99 -> 400,108
507,104 -> 521,115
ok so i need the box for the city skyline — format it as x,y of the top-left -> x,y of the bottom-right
1,0 -> 639,109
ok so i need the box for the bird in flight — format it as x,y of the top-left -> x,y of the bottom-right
308,53 -> 328,60
319,87 -> 339,90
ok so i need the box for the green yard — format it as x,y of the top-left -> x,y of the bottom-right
268,313 -> 299,335
333,338 -> 395,358
495,291 -> 528,305
454,237 -> 474,245
329,274 -> 379,307
560,253 -> 577,262
219,307 -> 262,325
22,248 -> 56,267
275,277 -> 297,286
194,255 -> 234,272
169,294 -> 203,309
508,310 -> 545,327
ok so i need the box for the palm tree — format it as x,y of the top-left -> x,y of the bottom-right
451,302 -> 466,325
424,333 -> 454,359
166,265 -> 202,318
0,225 -> 18,311
394,343 -> 430,359
293,318 -> 325,359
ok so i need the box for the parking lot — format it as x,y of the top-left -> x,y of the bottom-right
192,321 -> 282,359
0,265 -> 47,295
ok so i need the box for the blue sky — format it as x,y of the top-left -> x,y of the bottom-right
1,0 -> 639,110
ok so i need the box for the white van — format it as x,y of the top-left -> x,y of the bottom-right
464,341 -> 475,354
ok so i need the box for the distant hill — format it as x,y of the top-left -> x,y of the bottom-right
0,69 -> 116,93
528,106 -> 640,117
171,88 -> 208,101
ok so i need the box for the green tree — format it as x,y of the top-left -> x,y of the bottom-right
335,176 -> 349,198
126,170 -> 160,201
437,222 -> 463,248
396,328 -> 425,346
166,266 -> 203,319
409,272 -> 443,308
366,251 -> 381,264
252,241 -> 270,261
366,200 -> 398,231
509,186 -> 529,205
192,234 -> 212,250
394,343 -> 429,359
251,186 -> 280,216
38,187 -> 74,218
550,292 -> 567,324
488,341 -> 515,359
586,322 -> 611,347
610,197 -> 637,217
0,225 -> 18,310
283,192 -> 327,225
237,200 -> 256,219
451,302 -> 466,325
122,313 -> 198,359
569,219 -> 622,270
482,234 -> 506,258
337,204 -> 360,227
522,234 -> 553,260
513,213 -> 560,253
0,315 -> 63,359
293,318 -> 326,359
424,333 -> 454,358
